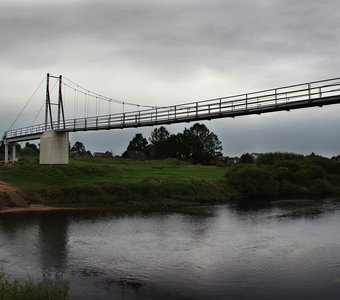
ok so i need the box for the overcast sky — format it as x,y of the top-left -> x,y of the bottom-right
1,0 -> 340,156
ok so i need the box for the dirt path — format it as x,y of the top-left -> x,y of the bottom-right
0,182 -> 81,213
0,181 -> 17,192
0,182 -> 107,215
0,181 -> 29,208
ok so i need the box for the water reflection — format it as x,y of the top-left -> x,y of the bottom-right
228,199 -> 332,220
38,213 -> 69,276
0,201 -> 340,299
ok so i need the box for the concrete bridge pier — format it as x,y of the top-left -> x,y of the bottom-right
12,143 -> 17,162
4,140 -> 18,164
39,130 -> 69,165
4,141 -> 8,164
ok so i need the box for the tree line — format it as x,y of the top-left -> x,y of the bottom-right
226,152 -> 340,198
0,123 -> 223,165
123,123 -> 223,164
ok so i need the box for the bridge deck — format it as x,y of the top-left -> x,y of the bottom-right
4,77 -> 340,143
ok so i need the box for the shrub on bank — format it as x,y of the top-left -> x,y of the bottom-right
226,152 -> 340,199
31,180 -> 233,209
227,165 -> 277,198
0,270 -> 69,300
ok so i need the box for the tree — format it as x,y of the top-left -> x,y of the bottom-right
149,126 -> 171,159
0,141 -> 4,156
20,142 -> 39,156
122,133 -> 149,159
184,123 -> 223,164
150,126 -> 170,144
71,141 -> 88,156
126,133 -> 148,152
147,123 -> 223,164
167,134 -> 181,159
240,153 -> 255,164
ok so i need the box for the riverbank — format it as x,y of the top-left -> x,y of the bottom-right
1,153 -> 340,212
0,157 -> 234,211
0,204 -> 84,214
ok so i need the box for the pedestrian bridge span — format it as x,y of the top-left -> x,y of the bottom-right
3,75 -> 340,164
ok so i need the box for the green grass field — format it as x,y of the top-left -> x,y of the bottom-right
0,157 -> 226,190
0,157 -> 230,208
2,153 -> 339,209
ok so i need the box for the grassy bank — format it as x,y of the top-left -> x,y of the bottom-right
1,153 -> 340,210
0,270 -> 69,300
0,157 -> 232,209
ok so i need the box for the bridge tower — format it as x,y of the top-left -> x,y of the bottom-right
39,73 -> 69,164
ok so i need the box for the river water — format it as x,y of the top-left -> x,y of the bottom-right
1,200 -> 340,299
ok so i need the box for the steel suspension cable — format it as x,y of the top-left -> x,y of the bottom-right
30,79 -> 58,126
8,75 -> 46,131
62,76 -> 156,109
31,103 -> 45,125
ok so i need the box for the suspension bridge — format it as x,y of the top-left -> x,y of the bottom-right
2,74 -> 340,164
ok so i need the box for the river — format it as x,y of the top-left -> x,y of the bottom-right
1,200 -> 340,299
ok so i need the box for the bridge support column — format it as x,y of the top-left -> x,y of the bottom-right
12,144 -> 17,163
39,130 -> 69,165
4,141 -> 8,164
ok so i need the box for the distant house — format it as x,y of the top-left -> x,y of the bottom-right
93,151 -> 113,158
224,156 -> 240,165
251,153 -> 262,160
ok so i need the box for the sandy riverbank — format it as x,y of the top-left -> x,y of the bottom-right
0,204 -> 87,214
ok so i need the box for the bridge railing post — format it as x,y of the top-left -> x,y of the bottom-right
308,83 -> 312,102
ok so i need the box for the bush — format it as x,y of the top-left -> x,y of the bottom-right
239,153 -> 255,164
226,152 -> 340,199
227,165 -> 277,198
277,180 -> 308,197
0,270 -> 69,300
310,179 -> 335,196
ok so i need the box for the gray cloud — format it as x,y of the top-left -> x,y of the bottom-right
2,0 -> 340,75
1,0 -> 340,156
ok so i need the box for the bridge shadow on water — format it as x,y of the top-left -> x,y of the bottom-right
38,213 -> 69,278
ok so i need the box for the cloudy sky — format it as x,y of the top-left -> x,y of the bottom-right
1,0 -> 340,156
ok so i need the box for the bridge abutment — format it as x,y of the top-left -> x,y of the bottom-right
39,130 -> 69,165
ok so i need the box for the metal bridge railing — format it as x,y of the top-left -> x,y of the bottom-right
4,77 -> 340,141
